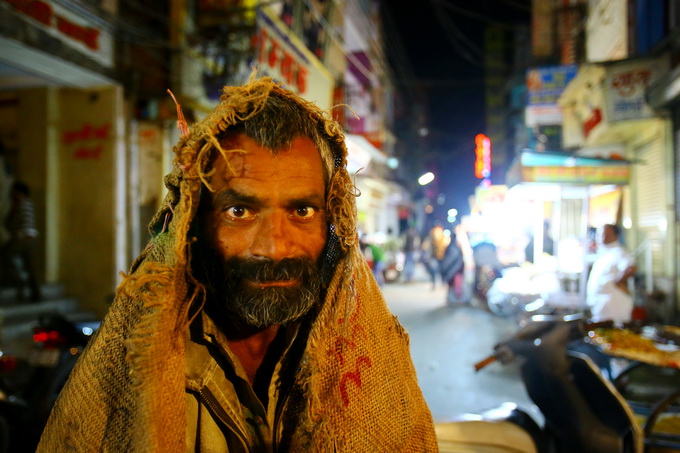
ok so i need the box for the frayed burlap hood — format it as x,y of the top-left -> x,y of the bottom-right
38,76 -> 437,452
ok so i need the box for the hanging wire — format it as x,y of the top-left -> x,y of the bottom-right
429,0 -> 485,67
378,1 -> 420,103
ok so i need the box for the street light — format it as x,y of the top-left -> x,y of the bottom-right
418,172 -> 435,186
447,208 -> 458,224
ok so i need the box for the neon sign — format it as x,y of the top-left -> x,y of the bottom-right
474,133 -> 492,179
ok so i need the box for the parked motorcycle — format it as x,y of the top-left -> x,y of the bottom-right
0,314 -> 99,452
436,314 -> 644,453
383,250 -> 404,283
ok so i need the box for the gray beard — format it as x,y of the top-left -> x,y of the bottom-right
222,276 -> 320,328
206,256 -> 322,329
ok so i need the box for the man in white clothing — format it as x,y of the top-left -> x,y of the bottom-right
586,224 -> 637,324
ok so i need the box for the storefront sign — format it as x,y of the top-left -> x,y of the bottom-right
508,150 -> 632,187
605,59 -> 667,122
3,0 -> 114,68
255,7 -> 333,110
525,65 -> 577,126
475,184 -> 507,208
521,165 -> 630,185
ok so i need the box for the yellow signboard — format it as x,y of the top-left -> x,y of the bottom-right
521,165 -> 630,185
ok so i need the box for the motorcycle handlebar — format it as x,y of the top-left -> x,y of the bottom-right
474,314 -> 613,372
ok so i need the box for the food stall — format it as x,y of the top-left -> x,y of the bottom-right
487,149 -> 633,315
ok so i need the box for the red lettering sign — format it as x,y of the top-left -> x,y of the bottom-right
4,0 -> 52,25
257,27 -> 309,95
73,145 -> 103,160
611,70 -> 651,97
280,51 -> 295,85
56,15 -> 99,50
62,123 -> 110,160
297,67 -> 308,94
4,0 -> 100,51
267,40 -> 280,68
62,123 -> 111,145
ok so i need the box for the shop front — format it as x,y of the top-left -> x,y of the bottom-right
559,57 -> 676,323
494,149 -> 632,314
1,0 -> 125,316
647,61 -> 680,323
345,133 -> 403,239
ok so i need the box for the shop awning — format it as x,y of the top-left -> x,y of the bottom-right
506,149 -> 631,187
345,133 -> 387,174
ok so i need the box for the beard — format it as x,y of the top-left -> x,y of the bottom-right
195,251 -> 322,329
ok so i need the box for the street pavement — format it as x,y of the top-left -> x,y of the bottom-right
381,267 -> 542,424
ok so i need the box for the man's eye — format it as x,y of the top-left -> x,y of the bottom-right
225,206 -> 254,219
292,207 -> 316,219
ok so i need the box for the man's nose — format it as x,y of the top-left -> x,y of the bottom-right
250,211 -> 295,261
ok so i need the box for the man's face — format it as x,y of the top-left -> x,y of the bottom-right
597,225 -> 617,246
198,134 -> 328,328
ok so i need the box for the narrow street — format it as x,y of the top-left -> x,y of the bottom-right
381,271 -> 541,424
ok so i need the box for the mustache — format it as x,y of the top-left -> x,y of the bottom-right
225,257 -> 316,283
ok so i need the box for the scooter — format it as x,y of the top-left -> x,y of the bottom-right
435,314 -> 643,453
0,314 -> 100,452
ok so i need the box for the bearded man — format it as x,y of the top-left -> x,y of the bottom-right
37,76 -> 437,452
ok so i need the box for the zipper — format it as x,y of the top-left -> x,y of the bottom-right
272,384 -> 290,450
199,386 -> 250,451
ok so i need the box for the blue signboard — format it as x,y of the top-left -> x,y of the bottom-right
525,65 -> 578,126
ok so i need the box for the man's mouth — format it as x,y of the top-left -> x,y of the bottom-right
249,280 -> 299,288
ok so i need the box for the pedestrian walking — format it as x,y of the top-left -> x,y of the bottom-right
440,231 -> 465,305
402,226 -> 419,283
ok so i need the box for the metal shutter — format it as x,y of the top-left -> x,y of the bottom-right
633,137 -> 665,275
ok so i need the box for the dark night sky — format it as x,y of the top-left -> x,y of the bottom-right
381,0 -> 531,219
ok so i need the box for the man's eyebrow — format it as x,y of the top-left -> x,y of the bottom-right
212,189 -> 260,207
288,193 -> 326,207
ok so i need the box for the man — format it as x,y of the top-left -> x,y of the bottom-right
440,231 -> 465,305
402,226 -> 419,283
1,181 -> 42,301
586,224 -> 637,324
360,234 -> 386,287
524,220 -> 554,264
38,76 -> 437,451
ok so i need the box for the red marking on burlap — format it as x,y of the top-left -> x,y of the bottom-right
339,356 -> 372,407
326,324 -> 368,366
329,337 -> 355,366
329,279 -> 373,407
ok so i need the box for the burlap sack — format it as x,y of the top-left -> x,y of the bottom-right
37,75 -> 437,452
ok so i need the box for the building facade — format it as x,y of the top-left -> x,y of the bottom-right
0,0 -> 401,315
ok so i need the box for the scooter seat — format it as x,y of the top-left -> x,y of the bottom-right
435,420 -> 538,453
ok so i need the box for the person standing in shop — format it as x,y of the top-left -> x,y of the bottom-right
1,181 -> 42,301
586,224 -> 636,324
